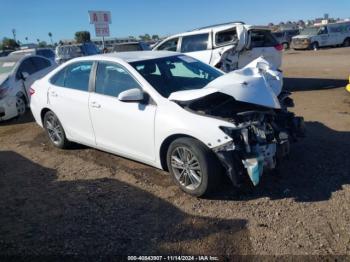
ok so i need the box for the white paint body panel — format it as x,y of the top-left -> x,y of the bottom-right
0,55 -> 55,121
30,52 -> 281,170
153,23 -> 282,71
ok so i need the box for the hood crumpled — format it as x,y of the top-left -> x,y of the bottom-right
169,57 -> 282,109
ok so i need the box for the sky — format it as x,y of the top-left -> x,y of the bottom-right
1,0 -> 350,44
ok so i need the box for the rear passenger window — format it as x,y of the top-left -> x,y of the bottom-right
16,58 -> 36,79
31,57 -> 51,72
50,62 -> 92,91
215,29 -> 238,45
181,34 -> 208,53
250,30 -> 278,48
95,62 -> 141,97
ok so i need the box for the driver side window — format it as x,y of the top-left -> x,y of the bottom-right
319,27 -> 328,35
95,62 -> 141,97
156,38 -> 179,51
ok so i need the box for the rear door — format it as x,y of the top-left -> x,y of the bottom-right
239,29 -> 282,69
179,33 -> 212,64
48,61 -> 95,145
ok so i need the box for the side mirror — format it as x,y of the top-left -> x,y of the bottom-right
118,88 -> 144,102
21,72 -> 29,80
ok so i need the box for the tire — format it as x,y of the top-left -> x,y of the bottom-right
166,137 -> 221,197
43,111 -> 70,149
15,95 -> 26,116
282,42 -> 289,50
343,38 -> 350,47
310,42 -> 319,51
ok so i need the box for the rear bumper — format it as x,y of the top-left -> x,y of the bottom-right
0,96 -> 18,121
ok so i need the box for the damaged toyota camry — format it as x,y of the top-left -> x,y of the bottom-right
30,51 -> 304,197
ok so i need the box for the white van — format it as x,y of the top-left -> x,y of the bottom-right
152,22 -> 283,72
291,21 -> 350,50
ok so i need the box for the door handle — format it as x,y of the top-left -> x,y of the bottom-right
90,101 -> 101,108
50,91 -> 58,97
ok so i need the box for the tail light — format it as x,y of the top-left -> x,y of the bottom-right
29,87 -> 35,96
274,44 -> 283,51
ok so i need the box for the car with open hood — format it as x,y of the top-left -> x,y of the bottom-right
152,22 -> 283,72
0,54 -> 56,121
30,51 -> 303,197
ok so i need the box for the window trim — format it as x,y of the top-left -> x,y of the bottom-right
91,60 -> 143,99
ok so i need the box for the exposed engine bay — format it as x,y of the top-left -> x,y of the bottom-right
170,58 -> 305,187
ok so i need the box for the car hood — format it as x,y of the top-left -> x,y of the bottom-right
168,57 -> 281,109
293,35 -> 311,39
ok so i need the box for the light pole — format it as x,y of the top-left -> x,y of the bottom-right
12,29 -> 16,42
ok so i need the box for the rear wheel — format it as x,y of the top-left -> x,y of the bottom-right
43,111 -> 70,149
282,42 -> 289,50
15,95 -> 26,116
343,38 -> 350,47
166,137 -> 221,197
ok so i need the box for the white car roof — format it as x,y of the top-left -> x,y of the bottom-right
78,51 -> 179,63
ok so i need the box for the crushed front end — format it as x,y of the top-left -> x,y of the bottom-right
212,110 -> 290,187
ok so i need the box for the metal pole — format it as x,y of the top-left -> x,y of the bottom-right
102,36 -> 105,49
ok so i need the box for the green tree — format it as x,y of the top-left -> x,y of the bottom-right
2,37 -> 19,50
38,41 -> 47,48
75,31 -> 91,43
48,32 -> 53,45
139,34 -> 151,41
151,34 -> 159,40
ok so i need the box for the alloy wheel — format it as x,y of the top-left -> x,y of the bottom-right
170,146 -> 202,190
16,97 -> 26,115
45,114 -> 64,145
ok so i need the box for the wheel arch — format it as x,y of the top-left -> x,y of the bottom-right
40,107 -> 52,126
159,133 -> 200,171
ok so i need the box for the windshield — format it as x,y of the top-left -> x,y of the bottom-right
0,61 -> 17,74
130,55 -> 223,97
300,27 -> 319,36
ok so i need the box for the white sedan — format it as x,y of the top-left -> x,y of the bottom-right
0,54 -> 56,121
31,51 -> 292,196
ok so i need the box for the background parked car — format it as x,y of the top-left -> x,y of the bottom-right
0,54 -> 56,121
292,21 -> 350,50
112,42 -> 151,52
152,22 -> 283,72
272,29 -> 300,50
0,50 -> 15,57
55,42 -> 100,64
10,48 -> 56,63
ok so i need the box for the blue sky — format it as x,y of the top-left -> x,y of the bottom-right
1,0 -> 350,43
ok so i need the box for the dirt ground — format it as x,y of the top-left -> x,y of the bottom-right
0,47 -> 350,258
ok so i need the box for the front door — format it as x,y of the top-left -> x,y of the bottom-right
88,61 -> 156,162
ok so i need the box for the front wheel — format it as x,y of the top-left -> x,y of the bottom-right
166,137 -> 221,197
343,38 -> 350,47
310,42 -> 319,51
43,111 -> 70,149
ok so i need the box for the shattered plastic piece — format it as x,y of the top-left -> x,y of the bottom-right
242,158 -> 263,186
